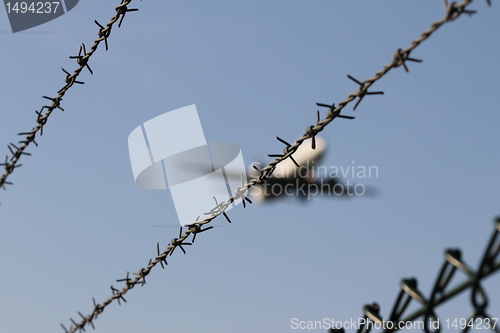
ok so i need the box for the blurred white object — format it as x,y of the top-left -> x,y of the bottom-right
128,105 -> 247,226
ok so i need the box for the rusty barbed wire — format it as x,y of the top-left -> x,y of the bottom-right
56,0 -> 496,332
0,0 -> 140,200
327,218 -> 500,333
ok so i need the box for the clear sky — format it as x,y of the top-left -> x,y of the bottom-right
1,1 -> 499,333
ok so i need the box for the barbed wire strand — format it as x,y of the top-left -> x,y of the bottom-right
49,0 -> 497,332
0,0 -> 139,199
328,218 -> 500,333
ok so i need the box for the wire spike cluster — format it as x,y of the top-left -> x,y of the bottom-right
170,237 -> 192,255
94,20 -> 111,51
212,196 -> 232,223
115,1 -> 139,28
69,43 -> 93,75
69,318 -> 80,332
187,223 -> 214,243
312,102 -> 355,148
0,0 -> 139,204
156,242 -> 169,268
42,95 -> 65,112
394,49 -> 423,73
133,261 -> 151,286
270,136 -> 301,168
316,103 -> 355,120
237,174 -> 253,209
110,285 -> 126,305
116,271 -> 136,288
346,75 -> 385,110
444,0 -> 478,19
18,130 -> 38,147
61,67 -> 85,89
330,218 -> 500,333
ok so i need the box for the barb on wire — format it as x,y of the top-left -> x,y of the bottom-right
94,20 -> 111,51
329,218 -> 500,333
0,0 -> 139,203
316,103 -> 355,120
394,49 -> 423,73
116,1 -> 139,28
209,196 -> 232,223
239,174 -> 253,208
312,103 -> 354,149
69,43 -> 93,75
185,216 -> 215,243
116,271 -> 136,288
156,242 -> 169,268
60,68 -> 85,93
26,0 -> 488,331
42,95 -> 65,112
110,285 -> 126,305
133,260 -> 152,286
444,0 -> 478,19
170,226 -> 192,255
188,223 -> 214,243
346,75 -> 385,111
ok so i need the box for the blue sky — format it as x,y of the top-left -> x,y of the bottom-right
1,1 -> 499,333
